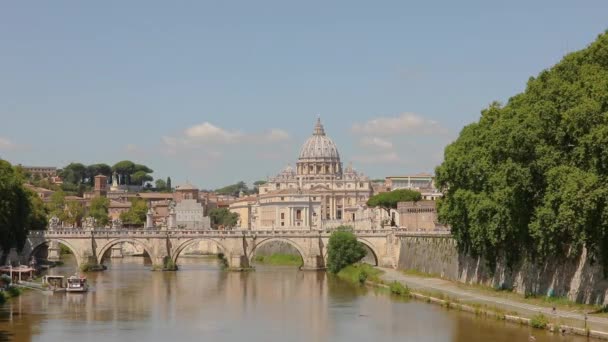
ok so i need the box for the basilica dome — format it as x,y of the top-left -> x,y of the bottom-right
298,119 -> 341,162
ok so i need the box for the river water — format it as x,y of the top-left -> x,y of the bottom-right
0,256 -> 587,342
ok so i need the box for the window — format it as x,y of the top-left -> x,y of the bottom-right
281,197 -> 285,201
296,210 -> 302,220
281,213 -> 285,219
281,222 -> 284,226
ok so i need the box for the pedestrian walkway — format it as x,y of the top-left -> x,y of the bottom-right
378,267 -> 608,332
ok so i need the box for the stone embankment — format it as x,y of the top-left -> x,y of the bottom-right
397,235 -> 608,305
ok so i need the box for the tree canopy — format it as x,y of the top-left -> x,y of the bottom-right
435,31 -> 608,270
120,198 -> 148,226
367,189 -> 421,225
215,181 -> 250,196
326,227 -> 367,273
0,160 -> 46,253
89,196 -> 110,226
209,208 -> 239,229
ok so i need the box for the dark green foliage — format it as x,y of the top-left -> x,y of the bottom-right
367,189 -> 422,225
435,31 -> 608,270
119,198 -> 148,226
530,314 -> 549,329
215,181 -> 250,196
389,281 -> 410,296
209,208 -> 239,229
0,160 -> 33,252
327,230 -> 367,273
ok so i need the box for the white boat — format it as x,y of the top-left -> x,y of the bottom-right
66,275 -> 88,293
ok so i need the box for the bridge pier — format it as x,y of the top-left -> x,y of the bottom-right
47,240 -> 61,262
110,245 -> 123,259
301,255 -> 325,271
226,254 -> 252,271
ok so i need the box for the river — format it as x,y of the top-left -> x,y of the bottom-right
0,256 -> 587,341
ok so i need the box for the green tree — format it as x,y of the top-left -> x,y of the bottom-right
155,179 -> 167,191
86,163 -> 112,185
26,190 -> 48,230
131,170 -> 153,186
89,197 -> 110,226
366,189 -> 421,226
326,227 -> 367,274
0,160 -> 31,252
166,177 -> 172,191
112,160 -> 135,185
209,208 -> 239,229
63,201 -> 84,227
120,198 -> 148,226
46,191 -> 66,220
435,31 -> 608,270
216,181 -> 249,196
59,163 -> 87,185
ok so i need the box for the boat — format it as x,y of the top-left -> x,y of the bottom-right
42,275 -> 66,293
66,275 -> 88,293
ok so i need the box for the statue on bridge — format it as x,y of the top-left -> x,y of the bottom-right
49,216 -> 60,230
83,216 -> 97,230
112,218 -> 123,229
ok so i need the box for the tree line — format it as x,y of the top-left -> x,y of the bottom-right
435,31 -> 608,271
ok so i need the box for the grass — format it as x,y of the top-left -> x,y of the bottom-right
455,282 -> 601,314
400,269 -> 441,278
530,314 -> 549,329
337,263 -> 384,285
253,254 -> 303,266
389,281 -> 410,296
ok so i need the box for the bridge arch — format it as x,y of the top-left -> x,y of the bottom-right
28,239 -> 84,266
249,238 -> 306,266
321,237 -> 379,266
356,238 -> 379,266
171,238 -> 228,265
97,239 -> 156,265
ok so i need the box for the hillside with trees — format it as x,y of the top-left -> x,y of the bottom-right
435,32 -> 608,270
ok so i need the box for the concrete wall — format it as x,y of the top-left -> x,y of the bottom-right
398,235 -> 608,305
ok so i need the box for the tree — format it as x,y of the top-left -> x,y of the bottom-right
46,191 -> 66,220
367,189 -> 421,226
0,160 -> 31,253
216,181 -> 249,196
166,177 -> 172,191
435,31 -> 608,270
112,160 -> 135,185
131,170 -> 153,186
86,163 -> 111,185
155,179 -> 167,191
89,197 -> 110,226
120,198 -> 148,226
63,201 -> 84,227
26,190 -> 48,230
326,227 -> 366,273
209,208 -> 239,229
59,163 -> 87,185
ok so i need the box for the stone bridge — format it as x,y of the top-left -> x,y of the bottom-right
22,228 -> 405,271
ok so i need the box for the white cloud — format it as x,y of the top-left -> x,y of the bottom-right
0,137 -> 16,150
352,113 -> 445,135
352,152 -> 401,164
359,137 -> 393,149
185,122 -> 241,143
163,122 -> 290,149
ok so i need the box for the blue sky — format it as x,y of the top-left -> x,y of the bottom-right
1,1 -> 607,188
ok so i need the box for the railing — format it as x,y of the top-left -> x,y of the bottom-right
29,227 -> 399,239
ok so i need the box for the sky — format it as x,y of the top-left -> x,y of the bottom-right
1,1 -> 607,188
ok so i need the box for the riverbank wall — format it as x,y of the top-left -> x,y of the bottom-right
397,235 -> 608,305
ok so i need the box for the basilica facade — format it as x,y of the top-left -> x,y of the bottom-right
231,119 -> 374,229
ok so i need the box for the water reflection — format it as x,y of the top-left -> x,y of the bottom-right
0,257 -> 590,342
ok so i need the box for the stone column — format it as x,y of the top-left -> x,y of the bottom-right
168,208 -> 177,229
111,244 -> 124,258
47,240 -> 61,262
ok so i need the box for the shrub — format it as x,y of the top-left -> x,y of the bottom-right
389,281 -> 410,296
0,292 -> 6,304
530,314 -> 549,329
358,270 -> 368,284
6,286 -> 21,298
327,229 -> 366,274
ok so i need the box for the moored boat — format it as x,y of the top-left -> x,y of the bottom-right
66,275 -> 88,293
